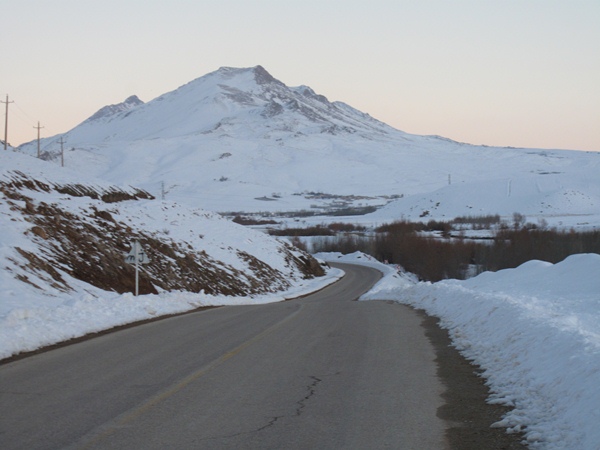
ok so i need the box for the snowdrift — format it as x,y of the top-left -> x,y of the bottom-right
340,252 -> 600,449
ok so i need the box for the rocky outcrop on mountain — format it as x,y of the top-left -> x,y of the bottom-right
83,95 -> 144,123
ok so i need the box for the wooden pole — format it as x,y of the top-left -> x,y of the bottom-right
58,137 -> 65,167
2,95 -> 14,150
34,122 -> 44,158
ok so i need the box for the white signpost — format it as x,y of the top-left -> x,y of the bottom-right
125,240 -> 149,296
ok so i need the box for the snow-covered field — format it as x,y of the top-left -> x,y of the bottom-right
319,252 -> 600,449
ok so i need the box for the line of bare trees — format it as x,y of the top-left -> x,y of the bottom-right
310,221 -> 600,282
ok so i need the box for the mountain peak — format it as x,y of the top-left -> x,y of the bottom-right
123,95 -> 143,105
252,65 -> 281,86
213,65 -> 283,87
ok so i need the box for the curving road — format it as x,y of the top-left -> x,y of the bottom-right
1,263 -> 450,449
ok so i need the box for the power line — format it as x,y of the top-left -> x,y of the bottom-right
14,100 -> 36,123
15,101 -> 48,147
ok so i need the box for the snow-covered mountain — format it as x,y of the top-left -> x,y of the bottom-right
18,65 -> 600,228
64,65 -> 396,142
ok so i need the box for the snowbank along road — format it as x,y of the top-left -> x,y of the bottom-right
0,263 -> 522,449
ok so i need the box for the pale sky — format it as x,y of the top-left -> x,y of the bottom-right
2,0 -> 599,151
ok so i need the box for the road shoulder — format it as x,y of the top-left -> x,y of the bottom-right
417,309 -> 528,450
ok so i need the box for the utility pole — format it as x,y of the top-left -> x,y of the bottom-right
2,95 -> 14,150
58,137 -> 65,167
34,121 -> 44,158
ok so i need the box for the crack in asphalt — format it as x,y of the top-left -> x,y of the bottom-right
294,375 -> 321,418
257,375 -> 322,432
206,375 -> 324,442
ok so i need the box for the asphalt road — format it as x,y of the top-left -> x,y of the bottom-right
1,263 -> 450,449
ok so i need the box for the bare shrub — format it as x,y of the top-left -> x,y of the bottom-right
327,222 -> 367,232
312,235 -> 374,255
424,220 -> 453,236
477,228 -> 600,272
452,214 -> 501,226
289,236 -> 308,252
232,215 -> 277,226
269,225 -> 334,237
372,230 -> 479,281
512,212 -> 526,229
375,220 -> 418,234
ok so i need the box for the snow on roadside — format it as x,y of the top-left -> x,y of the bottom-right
0,266 -> 343,361
320,251 -> 600,450
0,150 -> 344,360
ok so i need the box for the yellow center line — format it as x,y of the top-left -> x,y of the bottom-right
77,305 -> 303,449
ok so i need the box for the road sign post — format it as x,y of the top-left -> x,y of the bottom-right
125,240 -> 149,296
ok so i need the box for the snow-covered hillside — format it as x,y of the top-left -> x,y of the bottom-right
17,66 -> 600,228
367,169 -> 600,230
0,150 -> 333,359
